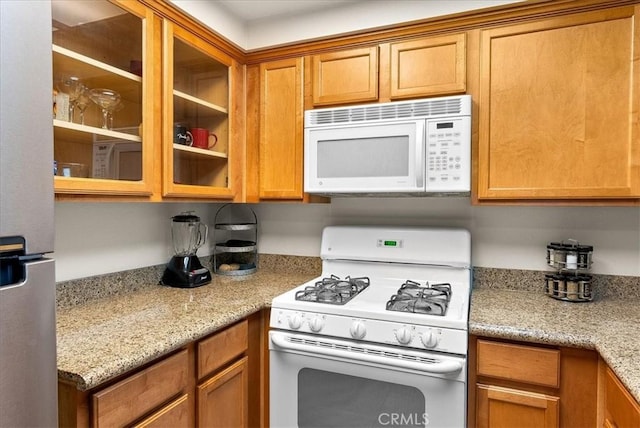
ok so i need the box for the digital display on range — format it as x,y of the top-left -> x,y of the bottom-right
377,239 -> 403,248
436,122 -> 454,129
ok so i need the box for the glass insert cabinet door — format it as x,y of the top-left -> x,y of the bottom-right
163,20 -> 235,199
51,0 -> 156,195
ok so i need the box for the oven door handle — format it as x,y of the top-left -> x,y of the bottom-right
271,332 -> 463,374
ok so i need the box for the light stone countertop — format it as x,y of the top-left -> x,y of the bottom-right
58,263 -> 640,406
470,288 -> 640,403
56,269 -> 317,390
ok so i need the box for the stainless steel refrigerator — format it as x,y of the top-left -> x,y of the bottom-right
0,1 -> 58,426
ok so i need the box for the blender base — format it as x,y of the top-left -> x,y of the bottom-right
161,255 -> 212,288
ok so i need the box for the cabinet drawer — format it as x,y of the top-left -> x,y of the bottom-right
198,319 -> 248,380
605,367 -> 640,428
92,349 -> 189,427
477,340 -> 560,387
131,394 -> 190,428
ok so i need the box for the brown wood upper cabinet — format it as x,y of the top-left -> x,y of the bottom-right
52,0 -> 157,197
389,33 -> 466,100
311,47 -> 378,106
258,58 -> 304,200
310,33 -> 466,107
476,6 -> 640,202
162,19 -> 242,200
245,58 -> 305,201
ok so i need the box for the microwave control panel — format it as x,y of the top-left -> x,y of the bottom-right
92,143 -> 113,179
425,117 -> 470,192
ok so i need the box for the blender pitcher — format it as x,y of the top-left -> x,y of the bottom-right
171,213 -> 208,256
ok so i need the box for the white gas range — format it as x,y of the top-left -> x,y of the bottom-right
269,226 -> 472,428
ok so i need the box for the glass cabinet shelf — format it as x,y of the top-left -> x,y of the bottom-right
173,89 -> 227,115
173,143 -> 227,159
54,119 -> 141,144
53,45 -> 142,83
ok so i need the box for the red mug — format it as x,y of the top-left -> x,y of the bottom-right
191,128 -> 217,149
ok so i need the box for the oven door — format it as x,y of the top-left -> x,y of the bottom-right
270,331 -> 466,428
304,120 -> 425,194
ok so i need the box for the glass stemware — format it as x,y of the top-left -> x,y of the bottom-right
56,76 -> 84,122
89,88 -> 121,129
107,99 -> 125,130
74,86 -> 90,125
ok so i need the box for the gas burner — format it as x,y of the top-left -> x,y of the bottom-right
386,280 -> 452,316
295,275 -> 370,305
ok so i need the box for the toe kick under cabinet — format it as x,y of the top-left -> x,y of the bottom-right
58,312 -> 266,428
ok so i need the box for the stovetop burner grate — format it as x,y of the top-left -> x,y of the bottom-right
295,275 -> 370,305
386,280 -> 452,316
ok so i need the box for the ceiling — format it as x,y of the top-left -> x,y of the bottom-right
215,0 -> 361,22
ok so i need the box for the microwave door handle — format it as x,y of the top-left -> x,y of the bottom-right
416,121 -> 425,189
271,332 -> 462,374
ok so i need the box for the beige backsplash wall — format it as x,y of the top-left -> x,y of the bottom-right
54,199 -> 640,282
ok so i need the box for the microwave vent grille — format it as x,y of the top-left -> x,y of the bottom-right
307,96 -> 465,125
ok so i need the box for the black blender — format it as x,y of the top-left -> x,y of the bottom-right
161,212 -> 212,288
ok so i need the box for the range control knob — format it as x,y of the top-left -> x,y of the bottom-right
350,321 -> 366,339
308,316 -> 324,333
421,330 -> 439,348
288,313 -> 303,330
395,327 -> 413,345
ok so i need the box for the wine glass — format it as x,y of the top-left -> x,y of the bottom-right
56,76 -> 84,122
74,85 -> 90,125
107,99 -> 125,130
89,88 -> 121,129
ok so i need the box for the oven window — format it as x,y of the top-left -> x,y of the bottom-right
317,136 -> 409,178
298,368 -> 426,428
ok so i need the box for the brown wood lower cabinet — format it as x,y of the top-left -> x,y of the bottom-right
469,335 -> 598,428
603,364 -> 640,428
198,357 -> 248,427
59,311 -> 268,428
196,319 -> 249,427
476,384 -> 559,428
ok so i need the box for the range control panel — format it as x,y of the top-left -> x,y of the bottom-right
270,308 -> 468,355
426,117 -> 470,192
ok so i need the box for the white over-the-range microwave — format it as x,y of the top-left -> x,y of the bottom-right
304,94 -> 471,196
